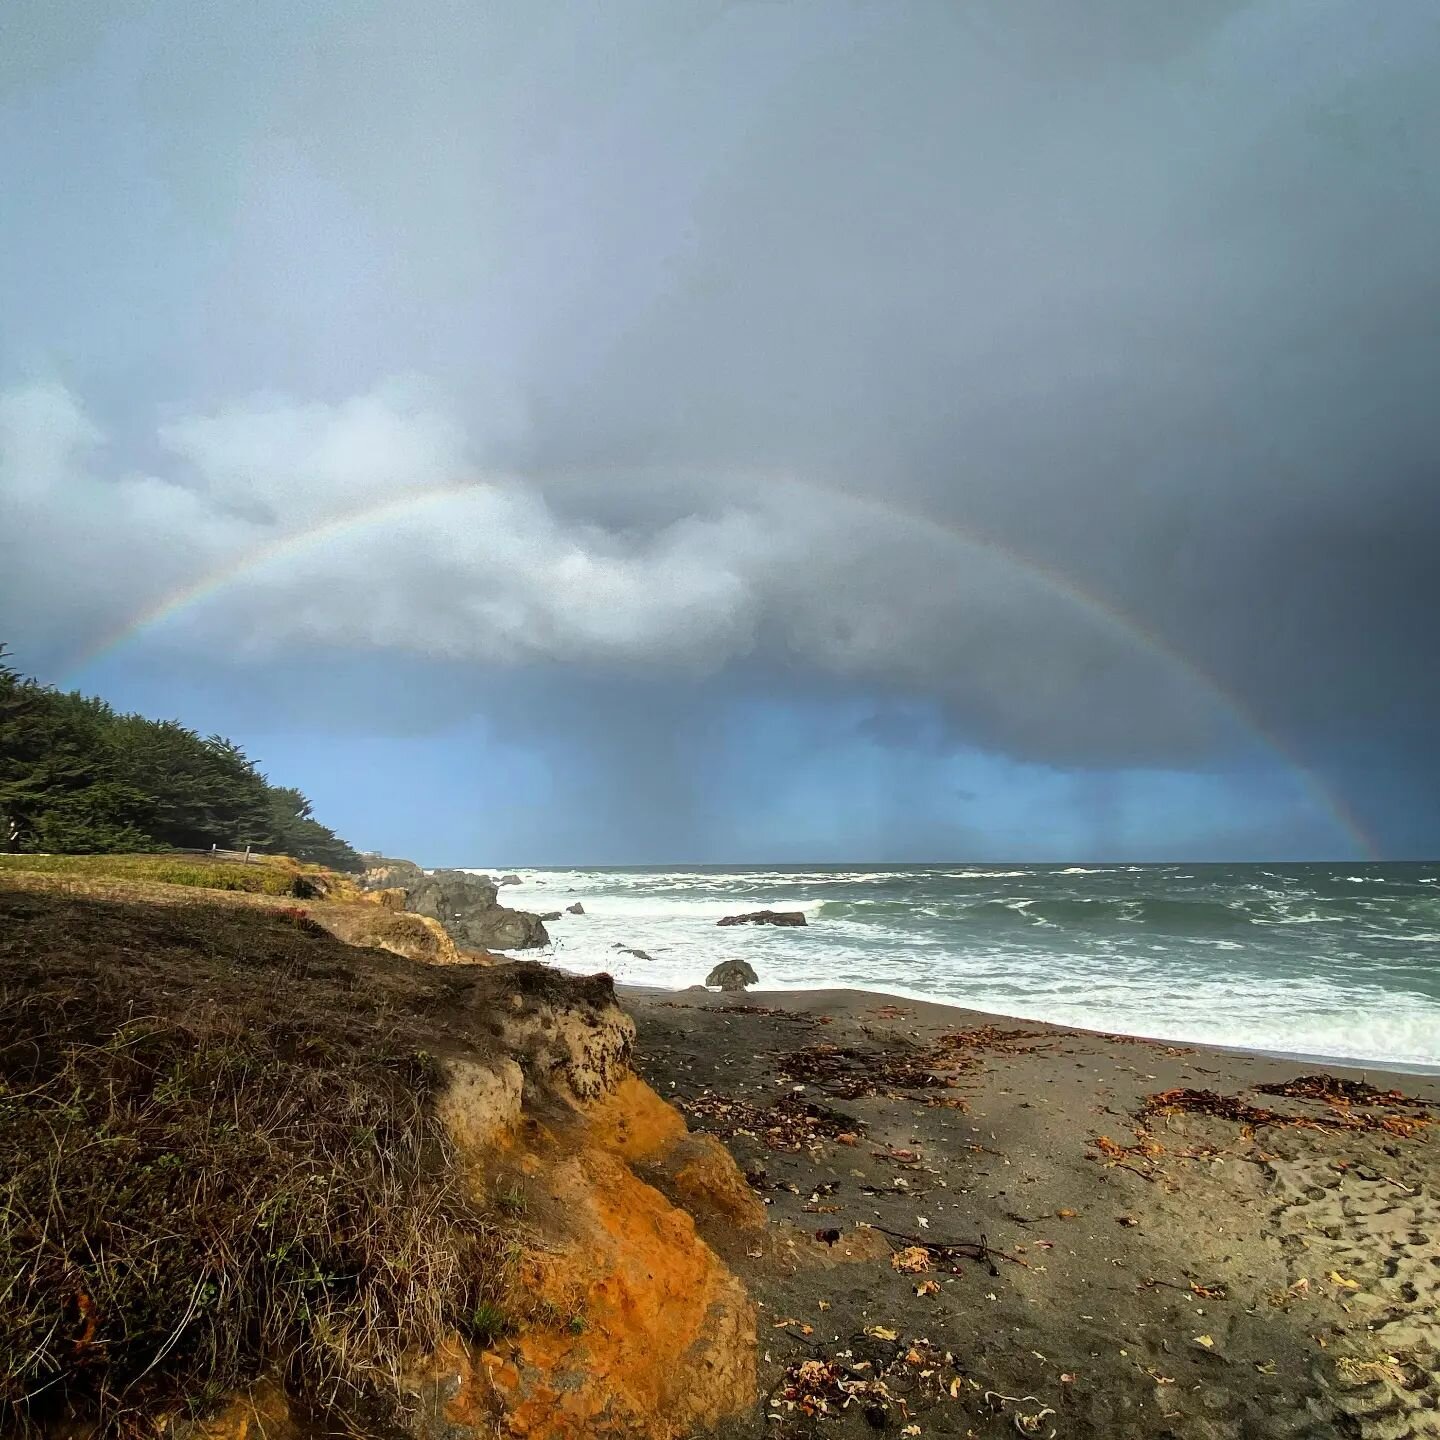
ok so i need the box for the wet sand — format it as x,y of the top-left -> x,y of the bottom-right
623,986 -> 1440,1440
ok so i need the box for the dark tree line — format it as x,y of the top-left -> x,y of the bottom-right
0,646 -> 362,869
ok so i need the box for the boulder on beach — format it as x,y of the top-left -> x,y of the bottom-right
567,901 -> 585,915
716,910 -> 806,927
706,959 -> 759,992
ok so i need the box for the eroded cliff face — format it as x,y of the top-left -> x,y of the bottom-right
416,973 -> 758,1440
184,955 -> 758,1440
429,1106 -> 757,1439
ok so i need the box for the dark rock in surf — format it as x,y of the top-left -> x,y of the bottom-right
612,944 -> 656,962
361,860 -> 550,950
716,910 -> 806,927
498,874 -> 522,886
566,902 -> 585,915
706,959 -> 759,992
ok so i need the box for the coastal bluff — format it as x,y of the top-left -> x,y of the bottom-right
0,855 -> 759,1440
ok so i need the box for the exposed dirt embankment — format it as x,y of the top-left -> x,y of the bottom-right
0,869 -> 758,1440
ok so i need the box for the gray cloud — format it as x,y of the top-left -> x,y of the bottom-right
1,380 -> 1234,766
3,0 -> 1439,849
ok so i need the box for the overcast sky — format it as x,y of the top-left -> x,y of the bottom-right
3,0 -> 1438,863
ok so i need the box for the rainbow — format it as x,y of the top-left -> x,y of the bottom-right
66,478 -> 1379,858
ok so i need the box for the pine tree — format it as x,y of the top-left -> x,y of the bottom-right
0,643 -> 360,865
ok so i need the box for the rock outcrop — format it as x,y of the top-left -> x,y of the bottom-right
357,854 -> 426,888
706,958 -> 759,991
361,861 -> 551,951
717,909 -> 807,927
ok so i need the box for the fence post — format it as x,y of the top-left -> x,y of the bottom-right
245,845 -> 252,865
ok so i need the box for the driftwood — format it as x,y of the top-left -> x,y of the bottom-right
870,1224 -> 1029,1277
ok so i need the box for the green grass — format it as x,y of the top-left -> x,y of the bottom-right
0,852 -> 306,896
0,885 -> 514,1438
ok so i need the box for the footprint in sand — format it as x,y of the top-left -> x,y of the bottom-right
1269,1157 -> 1440,1438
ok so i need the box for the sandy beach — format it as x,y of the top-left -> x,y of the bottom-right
624,986 -> 1440,1439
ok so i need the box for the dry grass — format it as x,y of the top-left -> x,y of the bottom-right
0,883 -> 524,1437
0,852 -> 309,897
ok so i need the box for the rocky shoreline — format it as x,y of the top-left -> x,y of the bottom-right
358,855 -> 553,951
5,851 -> 1437,1440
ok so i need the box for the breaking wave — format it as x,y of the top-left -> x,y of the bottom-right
482,861 -> 1440,1069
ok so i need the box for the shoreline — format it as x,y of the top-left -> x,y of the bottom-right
623,981 -> 1440,1437
618,980 -> 1440,1080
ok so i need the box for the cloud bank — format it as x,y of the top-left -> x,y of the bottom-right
3,381 -> 1232,767
4,0 -> 1439,852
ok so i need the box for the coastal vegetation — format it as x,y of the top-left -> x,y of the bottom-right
0,854 -> 755,1438
0,883 -> 512,1436
0,851 -> 316,896
0,646 -> 359,868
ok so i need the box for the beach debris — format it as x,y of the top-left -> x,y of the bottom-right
890,1246 -> 932,1273
769,1334 -> 975,1430
1255,1073 -> 1428,1104
678,1089 -> 864,1152
1334,1354 -> 1411,1388
1088,1132 -> 1166,1181
1097,1032 -> 1196,1057
769,1353 -> 910,1429
776,1042 -> 957,1098
659,998 -> 817,1024
1141,1086 -> 1432,1138
983,1391 -> 1057,1438
1138,1276 -> 1226,1299
935,1025 -> 1056,1060
871,1224 -> 1026,1276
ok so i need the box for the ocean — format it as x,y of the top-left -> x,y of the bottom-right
477,863 -> 1440,1070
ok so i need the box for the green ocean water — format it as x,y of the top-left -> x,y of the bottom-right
491,862 -> 1440,1069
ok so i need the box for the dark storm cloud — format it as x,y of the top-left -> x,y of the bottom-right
2,0 -> 1438,849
